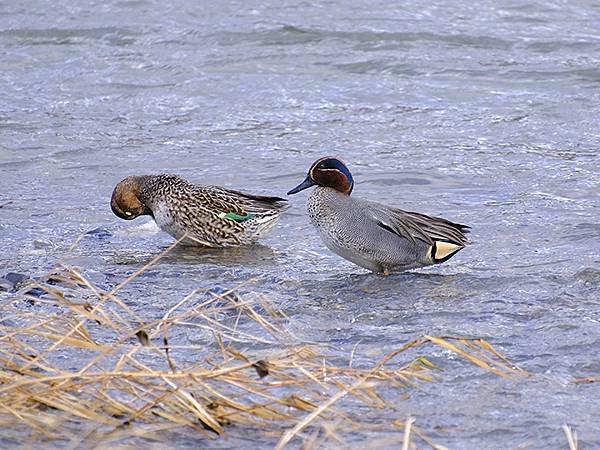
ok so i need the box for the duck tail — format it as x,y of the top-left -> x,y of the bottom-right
430,240 -> 466,263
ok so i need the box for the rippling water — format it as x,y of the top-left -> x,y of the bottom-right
1,0 -> 600,448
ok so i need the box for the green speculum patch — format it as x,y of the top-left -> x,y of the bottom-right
223,212 -> 254,222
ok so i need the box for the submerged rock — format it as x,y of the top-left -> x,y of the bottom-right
0,272 -> 30,291
4,272 -> 29,285
86,227 -> 112,239
32,240 -> 53,250
575,268 -> 600,287
0,279 -> 13,292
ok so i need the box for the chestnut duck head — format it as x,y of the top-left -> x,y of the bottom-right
110,176 -> 153,220
287,156 -> 354,196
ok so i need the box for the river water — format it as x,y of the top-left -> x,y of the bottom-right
1,0 -> 600,448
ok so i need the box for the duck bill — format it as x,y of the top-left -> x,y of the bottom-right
287,177 -> 316,195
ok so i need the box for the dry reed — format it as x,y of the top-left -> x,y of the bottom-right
0,246 -> 528,449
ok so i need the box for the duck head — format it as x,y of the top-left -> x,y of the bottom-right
110,176 -> 153,220
288,157 -> 354,195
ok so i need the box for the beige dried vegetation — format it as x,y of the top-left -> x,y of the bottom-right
0,244 -> 527,449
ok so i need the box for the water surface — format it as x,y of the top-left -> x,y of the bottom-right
1,0 -> 600,448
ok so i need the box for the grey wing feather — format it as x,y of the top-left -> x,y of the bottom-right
367,202 -> 469,246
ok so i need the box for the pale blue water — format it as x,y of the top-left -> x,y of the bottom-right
1,0 -> 600,448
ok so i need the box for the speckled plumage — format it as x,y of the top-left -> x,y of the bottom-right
111,174 -> 289,247
288,157 -> 470,274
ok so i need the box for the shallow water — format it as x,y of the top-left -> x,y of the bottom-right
2,0 -> 600,448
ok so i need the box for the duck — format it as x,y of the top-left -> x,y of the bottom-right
287,157 -> 470,274
111,174 -> 289,247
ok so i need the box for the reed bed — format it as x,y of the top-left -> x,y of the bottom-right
0,249 -> 527,449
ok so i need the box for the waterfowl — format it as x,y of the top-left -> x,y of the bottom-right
111,174 -> 289,247
287,157 -> 470,274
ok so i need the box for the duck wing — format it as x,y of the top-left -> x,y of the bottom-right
367,201 -> 470,247
367,202 -> 470,262
184,186 -> 288,245
206,186 -> 290,216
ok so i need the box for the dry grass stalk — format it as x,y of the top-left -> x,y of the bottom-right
0,245 -> 527,448
563,424 -> 578,450
572,376 -> 600,384
401,416 -> 416,450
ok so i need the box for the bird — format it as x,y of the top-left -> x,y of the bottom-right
111,174 -> 289,247
287,157 -> 470,274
